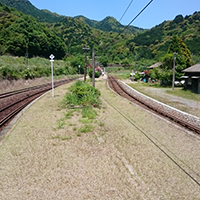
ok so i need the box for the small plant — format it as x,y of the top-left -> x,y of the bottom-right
65,110 -> 74,119
57,119 -> 65,129
82,106 -> 97,119
61,136 -> 72,140
99,122 -> 105,127
79,124 -> 93,133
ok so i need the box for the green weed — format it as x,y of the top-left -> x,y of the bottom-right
79,124 -> 94,133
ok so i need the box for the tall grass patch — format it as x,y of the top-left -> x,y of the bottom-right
62,80 -> 101,134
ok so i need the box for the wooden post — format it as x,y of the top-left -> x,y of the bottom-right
92,48 -> 95,88
83,46 -> 90,82
172,52 -> 177,90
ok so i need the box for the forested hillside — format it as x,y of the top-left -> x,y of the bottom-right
0,0 -> 199,67
128,12 -> 200,59
0,0 -> 65,23
0,0 -> 144,34
74,15 -> 145,34
47,17 -> 133,59
0,3 -> 66,59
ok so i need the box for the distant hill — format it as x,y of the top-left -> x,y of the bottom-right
127,12 -> 200,59
0,3 -> 66,58
0,0 -> 65,23
0,0 -> 200,65
74,16 -> 145,34
0,0 -> 145,34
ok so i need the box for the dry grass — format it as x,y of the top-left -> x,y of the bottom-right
0,78 -> 200,199
0,78 -> 51,93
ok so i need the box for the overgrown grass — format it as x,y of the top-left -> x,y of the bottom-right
60,80 -> 102,134
64,80 -> 101,108
0,55 -> 76,80
82,106 -> 97,119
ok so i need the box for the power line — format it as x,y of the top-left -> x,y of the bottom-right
106,0 -> 154,50
124,0 -> 153,31
119,0 -> 134,22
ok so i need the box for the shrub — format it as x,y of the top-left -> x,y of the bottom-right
88,69 -> 100,78
64,80 -> 101,107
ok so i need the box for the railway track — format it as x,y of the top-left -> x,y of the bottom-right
108,76 -> 200,134
0,78 -> 76,132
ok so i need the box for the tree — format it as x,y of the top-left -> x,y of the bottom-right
160,35 -> 192,84
70,55 -> 85,73
167,35 -> 192,67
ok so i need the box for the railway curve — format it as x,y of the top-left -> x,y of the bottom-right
0,78 -> 76,134
108,76 -> 200,134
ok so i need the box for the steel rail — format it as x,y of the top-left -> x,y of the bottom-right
0,78 -> 76,131
108,76 -> 200,134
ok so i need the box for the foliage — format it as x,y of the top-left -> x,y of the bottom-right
88,69 -> 100,78
128,12 -> 200,61
64,80 -> 101,107
70,55 -> 85,74
75,16 -> 145,34
0,56 -> 73,80
148,67 -> 160,81
0,1 -> 200,78
0,3 -> 66,58
155,35 -> 192,84
0,0 -> 65,23
167,35 -> 192,67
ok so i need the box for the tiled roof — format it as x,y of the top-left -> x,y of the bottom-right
182,63 -> 200,72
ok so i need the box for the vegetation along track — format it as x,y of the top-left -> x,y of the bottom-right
0,78 -> 76,133
108,76 -> 200,134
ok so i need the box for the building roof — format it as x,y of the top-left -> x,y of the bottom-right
182,63 -> 200,73
147,62 -> 162,69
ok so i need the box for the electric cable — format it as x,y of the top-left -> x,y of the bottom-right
106,0 -> 154,50
119,0 -> 134,22
104,78 -> 200,187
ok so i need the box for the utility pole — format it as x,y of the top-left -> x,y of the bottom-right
172,52 -> 178,90
134,53 -> 137,73
25,48 -> 29,67
92,48 -> 95,88
83,46 -> 90,82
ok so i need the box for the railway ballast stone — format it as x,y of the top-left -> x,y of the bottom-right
119,80 -> 200,127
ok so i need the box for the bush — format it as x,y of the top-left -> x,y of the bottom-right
64,80 -> 101,107
88,69 -> 100,78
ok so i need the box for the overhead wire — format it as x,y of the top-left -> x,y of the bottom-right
106,0 -> 154,50
119,0 -> 134,22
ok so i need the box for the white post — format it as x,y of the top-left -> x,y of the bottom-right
49,54 -> 55,97
78,65 -> 81,80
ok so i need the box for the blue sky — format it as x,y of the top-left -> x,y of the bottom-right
29,0 -> 200,29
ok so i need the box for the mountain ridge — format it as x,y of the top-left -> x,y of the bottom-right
0,0 -> 145,34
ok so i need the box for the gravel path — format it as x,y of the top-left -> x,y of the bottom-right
124,79 -> 200,118
0,78 -> 200,199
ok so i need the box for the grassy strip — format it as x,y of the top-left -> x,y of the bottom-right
57,81 -> 102,134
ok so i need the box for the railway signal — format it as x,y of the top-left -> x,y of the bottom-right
49,54 -> 55,97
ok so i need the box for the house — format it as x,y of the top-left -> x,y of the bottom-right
144,62 -> 162,83
147,62 -> 162,70
182,63 -> 200,94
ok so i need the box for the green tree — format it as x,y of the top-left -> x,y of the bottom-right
160,36 -> 192,84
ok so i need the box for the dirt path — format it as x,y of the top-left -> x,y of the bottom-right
0,77 -> 200,199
